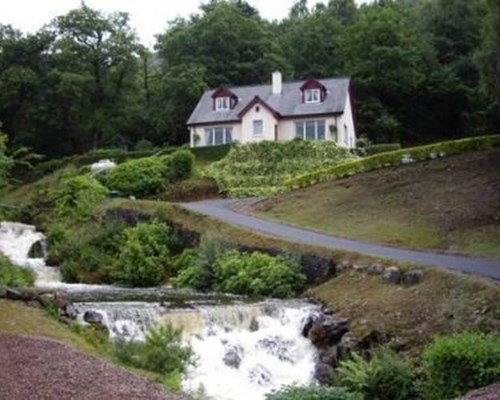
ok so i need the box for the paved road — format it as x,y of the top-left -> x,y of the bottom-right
180,199 -> 500,280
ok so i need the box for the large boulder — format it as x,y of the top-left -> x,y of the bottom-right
383,267 -> 401,284
314,362 -> 334,385
222,345 -> 243,369
83,310 -> 103,324
303,314 -> 349,347
402,270 -> 424,286
367,263 -> 385,275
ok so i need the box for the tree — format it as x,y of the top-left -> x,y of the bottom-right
0,122 -> 13,187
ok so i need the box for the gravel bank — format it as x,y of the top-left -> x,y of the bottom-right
0,333 -> 181,400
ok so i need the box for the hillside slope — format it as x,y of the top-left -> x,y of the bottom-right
251,149 -> 500,258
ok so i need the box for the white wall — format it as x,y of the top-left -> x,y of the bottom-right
337,91 -> 356,148
240,104 -> 278,143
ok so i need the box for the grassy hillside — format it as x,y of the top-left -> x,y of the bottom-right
251,148 -> 500,258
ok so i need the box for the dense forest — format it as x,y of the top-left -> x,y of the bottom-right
0,0 -> 498,157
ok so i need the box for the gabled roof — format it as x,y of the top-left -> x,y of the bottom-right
237,96 -> 281,119
187,77 -> 351,126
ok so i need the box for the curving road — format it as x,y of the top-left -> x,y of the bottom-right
180,199 -> 500,280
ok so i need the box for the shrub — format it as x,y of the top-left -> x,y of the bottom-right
287,134 -> 500,190
190,144 -> 232,164
213,250 -> 305,298
168,149 -> 194,182
265,385 -> 361,400
365,143 -> 402,155
336,349 -> 417,400
422,332 -> 500,399
0,254 -> 35,287
134,139 -> 154,151
205,140 -> 353,197
172,236 -> 234,291
112,324 -> 194,391
106,156 -> 170,197
51,175 -> 108,221
111,221 -> 179,287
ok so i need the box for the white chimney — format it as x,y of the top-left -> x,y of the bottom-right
272,71 -> 282,95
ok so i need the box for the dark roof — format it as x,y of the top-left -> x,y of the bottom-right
187,77 -> 350,126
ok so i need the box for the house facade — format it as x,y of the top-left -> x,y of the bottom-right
187,72 -> 356,148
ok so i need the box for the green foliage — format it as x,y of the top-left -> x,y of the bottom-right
190,144 -> 232,164
0,254 -> 35,287
214,250 -> 305,298
0,126 -> 13,187
287,134 -> 500,190
364,143 -> 402,156
265,385 -> 361,400
111,221 -> 178,287
112,324 -> 194,391
51,175 -> 108,221
422,332 -> 500,399
134,139 -> 154,151
337,349 -> 417,400
206,140 -> 353,197
168,149 -> 194,182
172,236 -> 234,291
106,156 -> 170,197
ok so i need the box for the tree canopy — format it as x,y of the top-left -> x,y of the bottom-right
0,0 -> 498,157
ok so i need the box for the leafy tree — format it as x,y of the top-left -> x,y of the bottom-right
0,123 -> 13,187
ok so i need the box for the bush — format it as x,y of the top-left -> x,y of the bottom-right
172,236 -> 234,291
265,385 -> 361,400
134,139 -> 155,151
106,156 -> 170,197
156,177 -> 220,202
112,324 -> 194,391
422,332 -> 500,399
336,349 -> 417,400
168,149 -> 194,182
51,175 -> 108,221
287,134 -> 500,190
213,250 -> 305,298
205,140 -> 353,197
190,144 -> 232,164
364,143 -> 402,155
0,254 -> 35,287
111,221 -> 179,287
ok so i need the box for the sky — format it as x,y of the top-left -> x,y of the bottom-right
0,0 -> 339,48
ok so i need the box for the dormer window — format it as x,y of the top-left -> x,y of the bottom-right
305,89 -> 321,104
216,97 -> 230,111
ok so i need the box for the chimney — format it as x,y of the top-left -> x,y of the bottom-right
272,71 -> 282,95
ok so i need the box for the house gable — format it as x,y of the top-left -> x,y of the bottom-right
211,87 -> 238,111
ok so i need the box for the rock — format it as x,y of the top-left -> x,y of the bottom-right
338,333 -> 360,359
402,270 -> 424,286
37,293 -> 56,307
367,263 -> 385,275
28,240 -> 46,258
54,291 -> 69,309
248,365 -> 273,386
308,322 -> 327,346
319,346 -> 339,366
257,336 -> 293,362
83,310 -> 103,324
314,362 -> 333,385
222,346 -> 242,369
352,264 -> 367,271
5,288 -> 23,300
249,317 -> 259,332
64,303 -> 77,319
383,267 -> 401,284
359,330 -> 390,350
0,287 -> 7,298
306,315 -> 349,347
462,384 -> 500,399
300,254 -> 336,285
323,318 -> 349,346
335,260 -> 351,273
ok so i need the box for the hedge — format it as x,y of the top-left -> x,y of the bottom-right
364,143 -> 402,155
286,134 -> 500,190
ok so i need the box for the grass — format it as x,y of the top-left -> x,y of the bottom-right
309,268 -> 500,352
251,149 -> 500,258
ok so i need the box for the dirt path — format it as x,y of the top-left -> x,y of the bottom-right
0,333 -> 180,400
180,199 -> 500,280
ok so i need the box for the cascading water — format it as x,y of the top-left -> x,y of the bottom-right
76,299 -> 321,400
0,221 -> 321,399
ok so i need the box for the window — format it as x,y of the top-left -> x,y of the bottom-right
205,127 -> 232,146
295,120 -> 326,140
253,120 -> 263,136
215,97 -> 230,111
304,89 -> 320,103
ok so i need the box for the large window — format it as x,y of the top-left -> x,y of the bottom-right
215,97 -> 230,111
205,127 -> 232,146
295,120 -> 326,140
304,89 -> 320,103
253,120 -> 263,136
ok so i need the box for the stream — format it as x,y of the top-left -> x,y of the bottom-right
0,221 -> 320,400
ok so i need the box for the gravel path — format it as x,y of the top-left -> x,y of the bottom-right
180,199 -> 500,280
0,333 -> 180,400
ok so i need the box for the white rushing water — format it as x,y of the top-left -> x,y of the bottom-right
0,221 -> 320,399
76,299 -> 320,400
0,221 -> 110,290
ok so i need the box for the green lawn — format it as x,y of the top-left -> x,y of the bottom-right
251,148 -> 500,258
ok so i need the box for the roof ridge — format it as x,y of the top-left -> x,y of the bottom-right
209,76 -> 351,92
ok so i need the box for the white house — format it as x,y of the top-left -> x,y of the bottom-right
187,72 -> 357,148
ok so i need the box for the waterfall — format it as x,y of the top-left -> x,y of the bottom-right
75,299 -> 320,400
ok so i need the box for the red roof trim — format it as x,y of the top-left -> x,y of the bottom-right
300,78 -> 326,91
211,87 -> 237,99
237,96 -> 281,119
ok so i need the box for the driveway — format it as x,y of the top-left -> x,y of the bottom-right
180,199 -> 500,280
